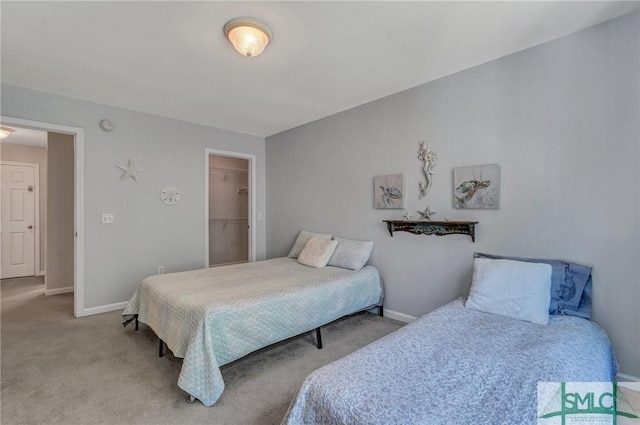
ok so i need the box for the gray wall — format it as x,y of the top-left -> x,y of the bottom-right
0,142 -> 47,272
1,85 -> 266,309
46,132 -> 74,292
266,12 -> 640,377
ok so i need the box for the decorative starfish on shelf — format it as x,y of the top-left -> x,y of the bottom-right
403,212 -> 413,220
116,159 -> 144,182
418,205 -> 436,220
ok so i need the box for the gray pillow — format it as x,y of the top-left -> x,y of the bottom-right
473,253 -> 592,320
287,230 -> 332,259
328,237 -> 374,271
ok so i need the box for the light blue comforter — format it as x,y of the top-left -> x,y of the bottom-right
282,299 -> 617,425
122,258 -> 382,406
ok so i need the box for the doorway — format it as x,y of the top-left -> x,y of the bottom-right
0,116 -> 84,317
205,149 -> 256,267
1,127 -> 74,295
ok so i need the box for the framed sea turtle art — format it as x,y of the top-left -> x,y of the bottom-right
453,164 -> 500,209
374,174 -> 405,209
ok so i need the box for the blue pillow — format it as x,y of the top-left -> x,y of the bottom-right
473,253 -> 592,319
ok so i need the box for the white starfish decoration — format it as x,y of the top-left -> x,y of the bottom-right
403,212 -> 413,220
418,206 -> 436,220
116,159 -> 144,182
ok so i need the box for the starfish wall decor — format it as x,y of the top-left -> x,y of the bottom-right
418,206 -> 436,220
117,159 -> 144,182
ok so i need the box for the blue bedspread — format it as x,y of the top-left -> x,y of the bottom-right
122,258 -> 382,406
282,299 -> 617,425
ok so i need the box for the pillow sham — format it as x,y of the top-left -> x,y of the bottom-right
327,237 -> 374,271
287,230 -> 332,259
297,236 -> 338,268
474,252 -> 592,319
465,258 -> 552,325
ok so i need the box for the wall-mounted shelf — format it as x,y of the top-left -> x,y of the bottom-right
383,220 -> 478,242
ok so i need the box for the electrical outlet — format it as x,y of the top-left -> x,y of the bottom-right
158,266 -> 164,274
101,213 -> 114,224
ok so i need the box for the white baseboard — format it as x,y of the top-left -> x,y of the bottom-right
616,373 -> 640,382
384,309 -> 416,323
37,270 -> 45,277
44,286 -> 73,296
78,301 -> 128,317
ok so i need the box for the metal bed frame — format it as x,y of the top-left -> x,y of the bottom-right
123,304 -> 383,357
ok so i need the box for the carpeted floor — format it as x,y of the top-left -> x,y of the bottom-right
1,276 -> 404,425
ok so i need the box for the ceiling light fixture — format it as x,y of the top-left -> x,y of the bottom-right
224,18 -> 271,58
0,126 -> 14,140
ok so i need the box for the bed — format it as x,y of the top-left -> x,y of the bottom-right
122,232 -> 382,407
282,253 -> 618,425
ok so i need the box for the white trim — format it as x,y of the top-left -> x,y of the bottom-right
1,116 -> 85,318
45,286 -> 73,296
81,301 -> 128,316
34,163 -> 40,277
383,309 -> 417,323
37,270 -> 45,276
204,148 -> 257,267
0,160 -> 40,278
616,373 -> 640,382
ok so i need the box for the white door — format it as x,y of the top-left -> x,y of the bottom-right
1,163 -> 36,278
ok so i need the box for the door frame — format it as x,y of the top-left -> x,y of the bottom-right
1,116 -> 85,318
204,148 -> 256,266
0,161 -> 40,278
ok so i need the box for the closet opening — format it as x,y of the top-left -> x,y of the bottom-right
207,152 -> 251,267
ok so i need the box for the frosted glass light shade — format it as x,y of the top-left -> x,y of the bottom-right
224,18 -> 271,58
0,127 -> 13,140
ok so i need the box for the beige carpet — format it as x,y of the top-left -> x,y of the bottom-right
1,276 -> 404,425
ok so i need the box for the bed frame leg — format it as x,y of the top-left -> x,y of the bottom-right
315,327 -> 323,349
159,339 -> 165,357
379,305 -> 384,317
122,314 -> 139,329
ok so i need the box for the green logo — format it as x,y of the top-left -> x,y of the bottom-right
538,382 -> 639,425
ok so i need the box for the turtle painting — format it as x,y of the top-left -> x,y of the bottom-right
455,179 -> 491,208
379,185 -> 402,207
453,165 -> 500,209
374,174 -> 404,209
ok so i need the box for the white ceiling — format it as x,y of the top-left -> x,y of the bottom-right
1,1 -> 638,138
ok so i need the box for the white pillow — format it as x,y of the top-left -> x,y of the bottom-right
327,237 -> 374,271
465,258 -> 552,325
297,237 -> 338,268
287,230 -> 332,259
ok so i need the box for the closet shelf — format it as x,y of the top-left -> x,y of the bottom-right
210,166 -> 248,182
383,220 -> 478,242
210,217 -> 249,231
209,167 -> 248,173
